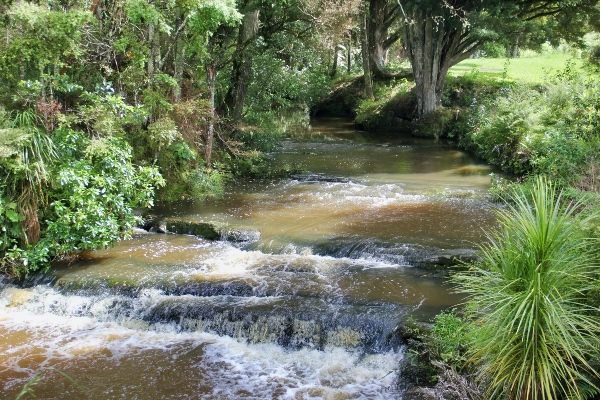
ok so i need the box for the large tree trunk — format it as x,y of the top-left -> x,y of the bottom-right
401,6 -> 478,117
512,36 -> 520,58
367,0 -> 401,78
224,9 -> 259,122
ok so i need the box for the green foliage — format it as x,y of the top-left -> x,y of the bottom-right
570,82 -> 600,139
399,311 -> 470,392
46,129 -> 164,252
187,0 -> 241,34
147,117 -> 181,159
246,44 -> 333,114
586,44 -> 600,73
455,177 -> 600,400
79,83 -> 147,136
355,79 -> 415,130
187,167 -> 226,198
527,81 -> 600,191
0,2 -> 90,90
480,42 -> 506,58
143,73 -> 178,120
428,311 -> 469,367
0,194 -> 22,254
169,142 -> 197,161
455,68 -> 600,187
459,83 -> 541,174
1,128 -> 164,276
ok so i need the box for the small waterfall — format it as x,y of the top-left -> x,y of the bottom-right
0,117 -> 498,399
5,273 -> 407,353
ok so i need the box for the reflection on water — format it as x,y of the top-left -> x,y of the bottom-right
157,117 -> 496,251
0,117 -> 498,399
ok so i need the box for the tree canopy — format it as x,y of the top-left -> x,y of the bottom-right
397,0 -> 600,116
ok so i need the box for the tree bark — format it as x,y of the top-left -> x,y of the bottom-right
512,36 -> 520,58
173,25 -> 185,103
205,65 -> 217,168
347,32 -> 352,74
367,0 -> 401,78
330,45 -> 339,77
147,21 -> 155,82
361,5 -> 373,99
401,5 -> 479,117
224,9 -> 259,122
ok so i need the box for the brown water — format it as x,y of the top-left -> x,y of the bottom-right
0,117 -> 497,399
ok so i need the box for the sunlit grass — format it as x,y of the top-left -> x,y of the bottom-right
450,52 -> 589,84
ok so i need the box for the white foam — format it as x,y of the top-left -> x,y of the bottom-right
0,284 -> 404,399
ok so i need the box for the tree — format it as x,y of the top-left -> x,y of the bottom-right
0,1 -> 90,102
367,0 -> 402,77
187,0 -> 241,167
361,1 -> 374,98
396,0 -> 600,117
224,6 -> 260,122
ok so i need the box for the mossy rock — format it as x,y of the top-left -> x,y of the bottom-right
412,248 -> 480,270
164,220 -> 221,239
140,216 -> 261,242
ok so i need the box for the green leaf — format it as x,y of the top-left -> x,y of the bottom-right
5,209 -> 20,222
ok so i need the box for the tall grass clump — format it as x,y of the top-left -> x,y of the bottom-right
455,177 -> 600,400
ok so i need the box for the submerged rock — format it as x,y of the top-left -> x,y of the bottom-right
412,248 -> 480,270
220,228 -> 261,243
2,287 -> 36,308
139,216 -> 260,243
162,220 -> 221,239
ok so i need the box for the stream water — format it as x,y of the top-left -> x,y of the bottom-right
0,117 -> 498,399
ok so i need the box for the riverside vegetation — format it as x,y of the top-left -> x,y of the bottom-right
318,48 -> 600,399
384,53 -> 600,398
1,0 -> 600,398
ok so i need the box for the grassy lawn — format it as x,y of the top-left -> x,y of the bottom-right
450,51 -> 588,84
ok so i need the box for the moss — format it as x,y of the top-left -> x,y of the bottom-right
411,108 -> 456,139
311,76 -> 365,116
163,220 -> 221,240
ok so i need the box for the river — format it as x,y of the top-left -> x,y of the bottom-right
0,117 -> 497,399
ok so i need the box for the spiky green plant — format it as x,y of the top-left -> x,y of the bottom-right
455,177 -> 600,400
0,109 -> 55,245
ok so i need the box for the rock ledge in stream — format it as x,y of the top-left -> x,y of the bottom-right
408,248 -> 481,271
140,216 -> 261,243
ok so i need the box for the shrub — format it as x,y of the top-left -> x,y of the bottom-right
586,44 -> 600,73
455,177 -> 600,400
480,42 -> 506,58
1,128 -> 164,277
465,85 -> 542,174
355,78 -> 415,130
